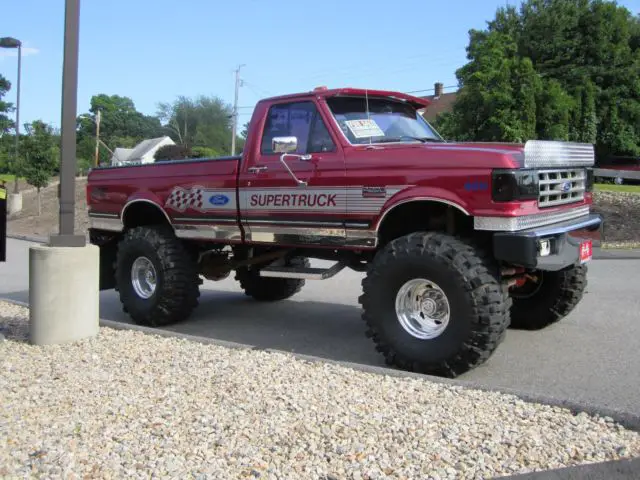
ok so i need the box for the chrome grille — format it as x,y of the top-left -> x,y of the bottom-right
538,169 -> 586,208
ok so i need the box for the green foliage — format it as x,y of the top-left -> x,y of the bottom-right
21,120 -> 59,214
191,146 -> 220,158
438,29 -> 543,143
0,73 -> 14,134
443,0 -> 640,157
153,144 -> 192,162
157,95 -> 242,154
21,120 -> 59,190
76,94 -> 163,164
240,122 -> 250,139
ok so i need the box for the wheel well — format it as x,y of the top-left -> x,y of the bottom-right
377,201 -> 474,246
122,201 -> 171,229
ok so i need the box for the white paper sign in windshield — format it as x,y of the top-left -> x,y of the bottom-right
344,119 -> 385,139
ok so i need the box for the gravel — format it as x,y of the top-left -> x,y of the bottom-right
1,300 -> 639,479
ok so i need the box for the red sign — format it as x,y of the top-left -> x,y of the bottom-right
579,240 -> 593,264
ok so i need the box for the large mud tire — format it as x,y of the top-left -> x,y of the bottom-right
359,232 -> 511,378
509,265 -> 587,330
115,225 -> 200,327
235,256 -> 309,302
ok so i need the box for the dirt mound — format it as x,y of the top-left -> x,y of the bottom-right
7,178 -> 88,239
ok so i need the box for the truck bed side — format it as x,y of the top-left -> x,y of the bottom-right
87,155 -> 243,243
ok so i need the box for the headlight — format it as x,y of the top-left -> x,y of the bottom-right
491,169 -> 539,202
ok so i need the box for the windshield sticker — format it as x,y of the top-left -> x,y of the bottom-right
344,119 -> 385,139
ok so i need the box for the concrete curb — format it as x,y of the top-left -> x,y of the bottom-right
7,234 -> 640,259
1,296 -> 639,434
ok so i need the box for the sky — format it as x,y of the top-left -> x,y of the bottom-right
2,0 -> 639,130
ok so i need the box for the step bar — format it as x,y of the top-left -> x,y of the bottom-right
259,262 -> 345,280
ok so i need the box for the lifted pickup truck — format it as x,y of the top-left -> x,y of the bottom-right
87,87 -> 602,377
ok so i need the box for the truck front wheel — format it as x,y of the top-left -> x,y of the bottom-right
235,256 -> 309,302
509,265 -> 587,330
359,232 -> 511,378
115,225 -> 200,327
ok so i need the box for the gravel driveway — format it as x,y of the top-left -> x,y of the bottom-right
2,301 -> 639,480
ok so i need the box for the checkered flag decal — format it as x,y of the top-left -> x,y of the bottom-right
164,186 -> 205,212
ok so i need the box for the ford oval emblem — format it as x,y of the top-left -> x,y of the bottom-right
209,194 -> 229,206
560,181 -> 572,193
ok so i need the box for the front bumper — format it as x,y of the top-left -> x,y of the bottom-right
492,213 -> 603,271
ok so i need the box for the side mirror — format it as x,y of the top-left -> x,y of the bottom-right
272,136 -> 298,154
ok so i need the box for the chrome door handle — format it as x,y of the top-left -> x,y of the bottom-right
248,166 -> 268,174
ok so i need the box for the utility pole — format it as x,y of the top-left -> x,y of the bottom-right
94,109 -> 101,167
231,64 -> 245,156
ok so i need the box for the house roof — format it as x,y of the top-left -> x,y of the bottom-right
111,147 -> 134,163
126,136 -> 173,162
420,92 -> 458,123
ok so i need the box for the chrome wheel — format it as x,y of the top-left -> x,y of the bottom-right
395,278 -> 450,339
131,256 -> 157,299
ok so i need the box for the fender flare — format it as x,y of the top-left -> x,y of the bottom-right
121,197 -> 172,227
375,194 -> 471,233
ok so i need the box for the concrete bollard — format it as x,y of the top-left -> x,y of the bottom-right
7,192 -> 22,215
29,243 -> 100,345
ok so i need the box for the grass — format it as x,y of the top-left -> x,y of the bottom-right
595,183 -> 640,194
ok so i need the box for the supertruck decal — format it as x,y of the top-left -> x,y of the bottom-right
163,185 -> 412,215
242,186 -> 411,214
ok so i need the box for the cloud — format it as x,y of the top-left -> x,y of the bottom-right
0,46 -> 40,58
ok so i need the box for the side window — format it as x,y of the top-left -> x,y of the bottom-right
260,101 -> 335,154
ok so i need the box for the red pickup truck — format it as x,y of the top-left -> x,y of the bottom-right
87,87 -> 602,377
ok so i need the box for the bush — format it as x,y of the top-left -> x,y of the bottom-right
154,144 -> 192,162
191,146 -> 220,158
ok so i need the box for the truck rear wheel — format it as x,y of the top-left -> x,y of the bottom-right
235,256 -> 309,302
115,225 -> 200,327
359,232 -> 511,378
509,265 -> 587,330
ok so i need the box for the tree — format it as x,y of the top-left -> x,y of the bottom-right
76,94 -> 163,165
435,29 -> 542,143
157,95 -> 242,154
440,0 -> 640,158
0,74 -> 14,134
21,120 -> 59,215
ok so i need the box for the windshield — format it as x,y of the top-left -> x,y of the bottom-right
325,96 -> 443,145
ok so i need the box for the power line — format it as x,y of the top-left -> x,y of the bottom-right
405,84 -> 458,94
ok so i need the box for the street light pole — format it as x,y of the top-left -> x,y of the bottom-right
49,0 -> 85,247
14,43 -> 21,194
0,36 -> 22,194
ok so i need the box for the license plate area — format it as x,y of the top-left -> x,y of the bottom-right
579,239 -> 593,264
